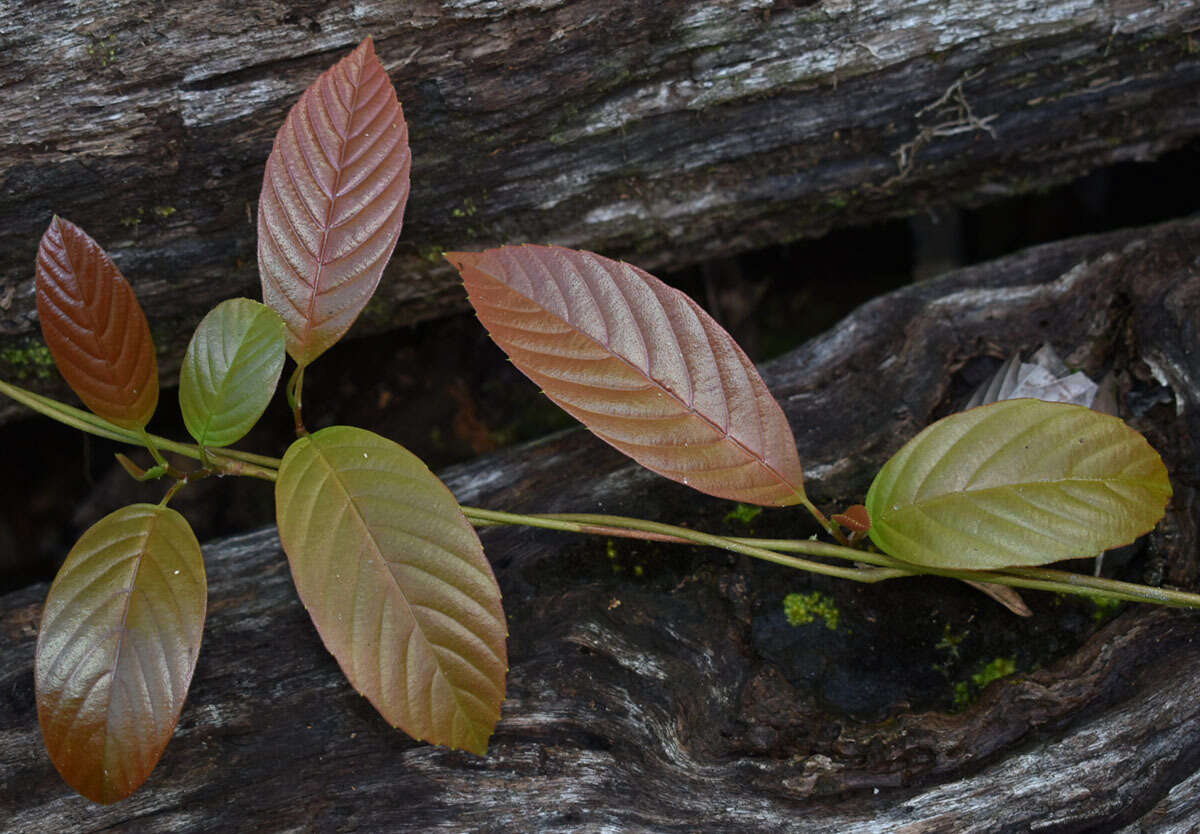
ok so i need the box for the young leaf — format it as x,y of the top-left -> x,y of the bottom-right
275,426 -> 507,754
258,37 -> 412,368
35,504 -> 206,804
179,298 -> 286,447
35,216 -> 159,430
446,245 -> 807,507
865,399 -> 1172,570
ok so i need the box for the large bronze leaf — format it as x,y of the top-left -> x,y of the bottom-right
258,37 -> 412,368
275,426 -> 507,754
35,216 -> 158,430
35,505 -> 206,804
447,245 -> 807,506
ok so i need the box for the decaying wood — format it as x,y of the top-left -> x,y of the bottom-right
2,216 -> 1199,831
1,1 -> 1199,414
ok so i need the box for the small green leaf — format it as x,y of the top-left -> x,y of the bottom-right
179,298 -> 286,447
275,426 -> 507,754
35,504 -> 206,804
865,399 -> 1172,570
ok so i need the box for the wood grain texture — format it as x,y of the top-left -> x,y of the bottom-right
1,1 -> 1198,417
3,216 -> 1200,831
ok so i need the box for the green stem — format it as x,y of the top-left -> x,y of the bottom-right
159,479 -> 186,507
0,378 -> 280,480
137,425 -> 173,471
0,378 -> 139,445
719,534 -> 1195,603
462,506 -> 906,584
287,364 -> 307,436
4,377 -> 1197,608
463,507 -> 1200,609
797,492 -> 849,546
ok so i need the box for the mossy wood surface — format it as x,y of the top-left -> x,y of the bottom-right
1,1 -> 1199,417
2,217 -> 1199,831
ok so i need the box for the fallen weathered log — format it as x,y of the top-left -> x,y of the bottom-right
1,1 -> 1199,416
2,215 -> 1198,831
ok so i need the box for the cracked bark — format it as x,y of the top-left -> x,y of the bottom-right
1,0 -> 1199,418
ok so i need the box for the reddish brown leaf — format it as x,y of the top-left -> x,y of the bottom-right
832,504 -> 871,533
258,36 -> 412,368
36,505 -> 206,804
447,245 -> 807,506
35,216 -> 158,429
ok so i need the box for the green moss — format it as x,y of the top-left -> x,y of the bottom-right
723,503 -> 763,526
606,538 -> 623,573
933,623 -> 969,675
152,205 -> 176,219
952,656 -> 1017,710
935,624 -> 968,657
451,198 -> 478,218
0,343 -> 57,380
973,656 -> 1016,687
783,591 -> 840,630
418,245 -> 446,264
87,34 -> 118,68
1091,595 -> 1124,622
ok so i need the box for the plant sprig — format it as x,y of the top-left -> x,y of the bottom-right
3,373 -> 1188,609
7,36 -> 1189,806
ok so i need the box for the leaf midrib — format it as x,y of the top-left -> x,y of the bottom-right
888,473 -> 1167,515
300,52 -> 367,359
307,438 -> 482,737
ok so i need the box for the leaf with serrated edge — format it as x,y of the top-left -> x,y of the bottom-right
446,245 -> 807,507
865,399 -> 1172,570
35,504 -> 206,804
179,298 -> 286,447
35,216 -> 158,429
258,36 -> 412,368
275,426 -> 507,754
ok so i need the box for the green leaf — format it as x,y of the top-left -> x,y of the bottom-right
35,504 -> 206,804
258,37 -> 412,368
275,426 -> 507,754
35,216 -> 159,430
179,298 -> 286,447
865,399 -> 1172,570
446,245 -> 807,507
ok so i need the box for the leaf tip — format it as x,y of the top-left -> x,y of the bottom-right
832,504 -> 871,533
444,250 -> 480,273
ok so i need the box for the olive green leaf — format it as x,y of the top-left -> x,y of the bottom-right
179,298 -> 286,448
35,504 -> 206,804
866,399 -> 1172,570
275,426 -> 507,754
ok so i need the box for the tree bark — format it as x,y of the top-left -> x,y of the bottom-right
2,215 -> 1199,831
1,1 -> 1198,415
